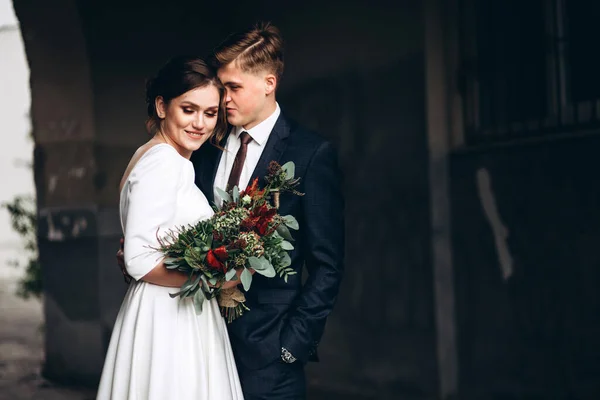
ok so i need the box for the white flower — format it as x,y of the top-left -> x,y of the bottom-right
242,195 -> 252,204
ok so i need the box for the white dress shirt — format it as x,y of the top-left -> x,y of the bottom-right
213,103 -> 281,205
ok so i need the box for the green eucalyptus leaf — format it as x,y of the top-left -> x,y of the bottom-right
225,268 -> 238,281
233,186 -> 240,203
276,224 -> 294,241
163,257 -> 179,265
281,161 -> 295,179
280,253 -> 292,268
193,289 -> 205,313
241,268 -> 253,291
282,215 -> 299,230
255,262 -> 276,278
200,274 -> 210,291
169,289 -> 185,298
184,256 -> 196,268
180,274 -> 195,291
181,273 -> 201,297
248,256 -> 267,271
216,187 -> 232,203
280,240 -> 294,251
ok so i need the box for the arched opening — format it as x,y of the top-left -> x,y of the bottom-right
10,1 -> 438,397
0,0 -> 40,394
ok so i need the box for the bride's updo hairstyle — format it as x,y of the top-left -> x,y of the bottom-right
145,56 -> 228,145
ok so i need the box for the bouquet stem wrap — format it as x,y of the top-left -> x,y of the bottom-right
218,287 -> 249,323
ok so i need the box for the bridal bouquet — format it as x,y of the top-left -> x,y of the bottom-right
156,161 -> 303,322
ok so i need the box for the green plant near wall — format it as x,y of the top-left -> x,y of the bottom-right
2,195 -> 41,298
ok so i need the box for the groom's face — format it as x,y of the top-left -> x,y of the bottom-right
218,62 -> 269,130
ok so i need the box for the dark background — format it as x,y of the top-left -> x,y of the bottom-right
9,0 -> 600,398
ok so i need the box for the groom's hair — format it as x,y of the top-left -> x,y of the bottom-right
212,22 -> 284,82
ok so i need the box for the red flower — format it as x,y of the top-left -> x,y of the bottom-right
206,246 -> 229,273
241,177 -> 265,200
213,246 -> 228,260
244,204 -> 277,236
252,204 -> 277,220
242,178 -> 260,197
256,219 -> 270,236
240,216 -> 260,232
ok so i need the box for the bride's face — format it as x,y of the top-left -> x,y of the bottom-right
155,84 -> 220,158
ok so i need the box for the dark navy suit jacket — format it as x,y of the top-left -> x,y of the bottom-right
191,113 -> 345,370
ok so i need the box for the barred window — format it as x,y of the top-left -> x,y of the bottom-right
461,0 -> 600,144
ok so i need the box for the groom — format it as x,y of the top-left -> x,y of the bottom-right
118,22 -> 345,399
196,22 -> 345,399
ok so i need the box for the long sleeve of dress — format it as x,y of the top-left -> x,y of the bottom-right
122,145 -> 184,281
98,143 -> 244,400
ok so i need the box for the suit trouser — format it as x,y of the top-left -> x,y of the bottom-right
237,359 -> 306,400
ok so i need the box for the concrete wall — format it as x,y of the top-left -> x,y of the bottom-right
15,0 -> 437,397
450,134 -> 600,398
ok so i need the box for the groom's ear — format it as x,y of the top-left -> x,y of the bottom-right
264,73 -> 277,95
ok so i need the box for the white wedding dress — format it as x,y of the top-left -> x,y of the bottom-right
97,143 -> 244,400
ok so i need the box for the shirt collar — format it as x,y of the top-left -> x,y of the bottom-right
233,103 -> 281,146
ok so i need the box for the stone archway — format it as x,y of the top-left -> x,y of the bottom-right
14,0 -> 117,384
13,1 -> 440,397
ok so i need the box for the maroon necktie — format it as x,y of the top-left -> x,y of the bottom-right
226,131 -> 253,191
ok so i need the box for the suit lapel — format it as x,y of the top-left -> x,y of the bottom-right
200,115 -> 290,202
251,114 -> 291,186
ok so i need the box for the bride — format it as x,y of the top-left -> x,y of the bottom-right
96,56 -> 244,400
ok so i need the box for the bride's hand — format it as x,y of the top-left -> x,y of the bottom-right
218,268 -> 256,290
219,279 -> 240,290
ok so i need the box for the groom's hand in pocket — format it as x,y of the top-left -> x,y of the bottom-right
116,237 -> 132,284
